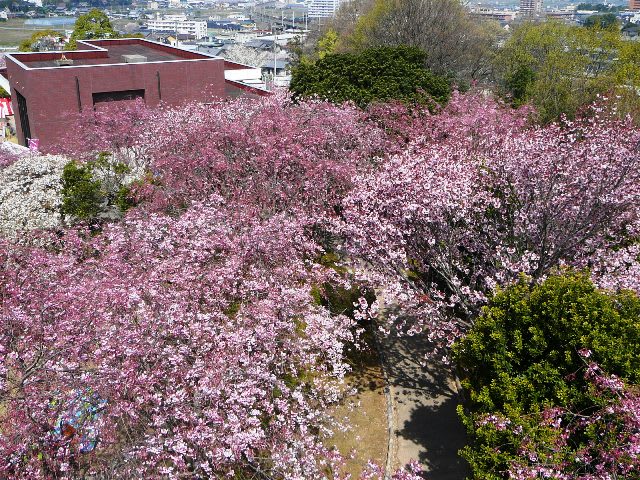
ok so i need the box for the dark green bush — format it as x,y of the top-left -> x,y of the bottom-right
60,155 -> 136,224
584,13 -> 618,29
504,65 -> 536,107
454,271 -> 640,478
60,161 -> 104,221
114,185 -> 135,213
290,46 -> 451,108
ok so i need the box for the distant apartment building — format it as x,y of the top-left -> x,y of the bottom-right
546,7 -> 575,21
147,15 -> 208,38
3,38 -> 267,150
307,0 -> 343,18
631,0 -> 640,10
470,7 -> 517,22
520,0 -> 543,17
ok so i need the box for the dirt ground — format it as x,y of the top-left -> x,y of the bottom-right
329,333 -> 388,478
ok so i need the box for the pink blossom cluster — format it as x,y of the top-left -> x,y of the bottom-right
0,143 -> 26,169
477,414 -> 511,431
53,93 -> 389,218
341,94 -> 640,355
1,91 -> 429,478
0,200 -> 361,478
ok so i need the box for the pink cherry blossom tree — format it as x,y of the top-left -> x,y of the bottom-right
1,200 -> 362,478
341,94 -> 640,356
52,93 -> 389,219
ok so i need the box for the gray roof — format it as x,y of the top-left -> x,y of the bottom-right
198,46 -> 224,56
260,59 -> 288,69
244,39 -> 274,49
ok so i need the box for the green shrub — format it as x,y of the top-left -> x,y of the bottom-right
113,185 -> 134,212
290,45 -> 451,108
454,271 -> 640,478
60,161 -> 104,221
60,155 -> 136,224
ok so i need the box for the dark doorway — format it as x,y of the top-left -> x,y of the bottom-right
15,91 -> 31,146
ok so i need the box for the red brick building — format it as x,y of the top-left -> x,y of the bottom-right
4,38 -> 267,150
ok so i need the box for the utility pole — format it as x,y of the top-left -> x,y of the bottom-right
273,24 -> 277,89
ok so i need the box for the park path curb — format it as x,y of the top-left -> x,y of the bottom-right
370,320 -> 395,480
368,289 -> 468,479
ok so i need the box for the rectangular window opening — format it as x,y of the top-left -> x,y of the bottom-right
92,89 -> 145,105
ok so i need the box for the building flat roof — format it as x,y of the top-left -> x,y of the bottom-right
9,39 -> 216,69
4,39 -> 270,96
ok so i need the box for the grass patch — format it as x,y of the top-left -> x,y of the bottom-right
329,326 -> 388,477
0,19 -> 63,47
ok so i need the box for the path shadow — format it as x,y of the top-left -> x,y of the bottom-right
384,333 -> 457,398
378,327 -> 469,478
398,396 -> 470,479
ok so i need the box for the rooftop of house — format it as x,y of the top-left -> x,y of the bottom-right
260,59 -> 289,70
243,39 -> 275,50
7,39 -> 217,70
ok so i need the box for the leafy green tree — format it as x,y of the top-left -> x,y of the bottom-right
342,0 -> 392,52
18,29 -> 63,52
615,38 -> 640,119
454,272 -> 640,478
584,13 -> 618,29
503,64 -> 536,106
577,3 -> 624,12
494,21 -> 635,122
316,28 -> 339,59
290,45 -> 450,107
66,8 -> 119,50
326,0 -> 499,83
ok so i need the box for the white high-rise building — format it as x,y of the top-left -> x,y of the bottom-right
307,0 -> 343,18
520,0 -> 543,17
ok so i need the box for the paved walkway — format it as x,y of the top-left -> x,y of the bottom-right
379,331 -> 469,479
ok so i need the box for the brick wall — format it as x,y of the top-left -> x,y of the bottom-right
6,55 -> 227,151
